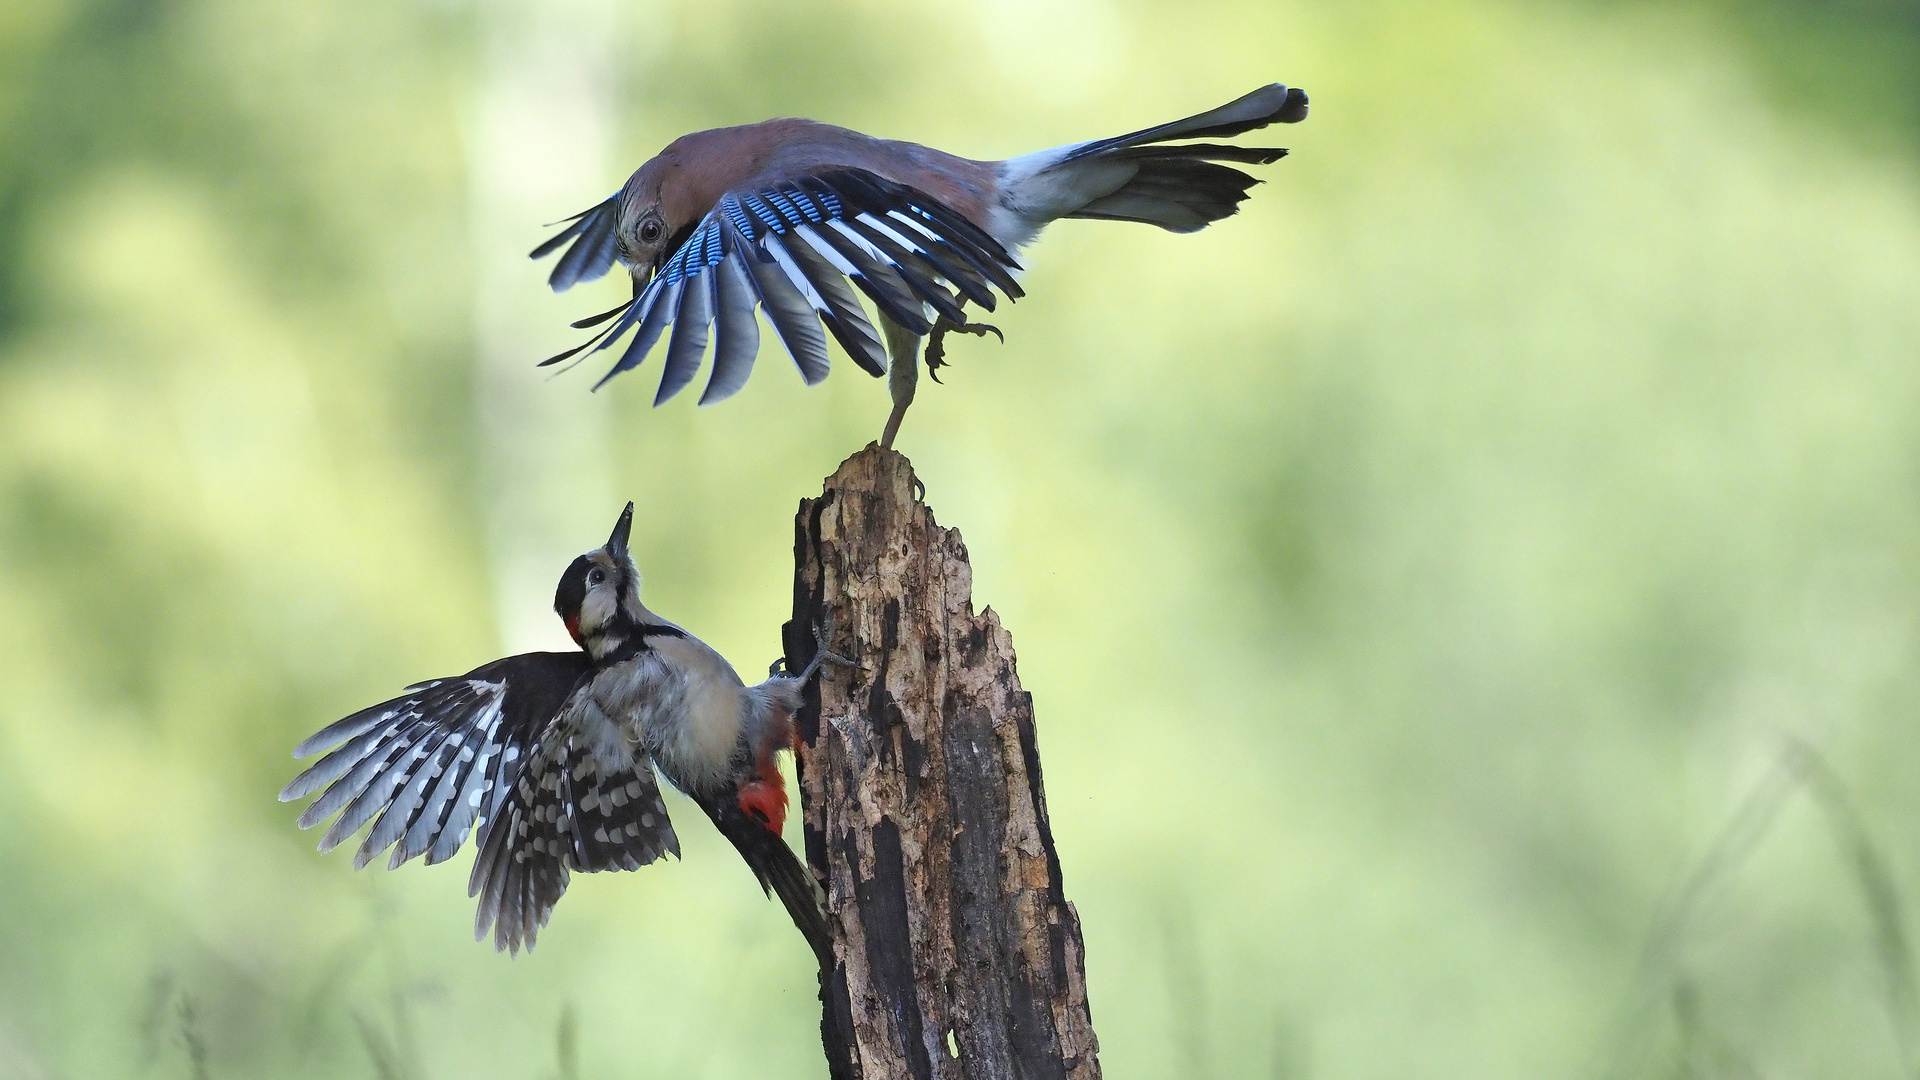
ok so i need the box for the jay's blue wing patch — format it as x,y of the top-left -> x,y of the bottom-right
540,170 -> 1023,407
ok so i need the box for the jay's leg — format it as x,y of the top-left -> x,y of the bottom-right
881,317 -> 921,450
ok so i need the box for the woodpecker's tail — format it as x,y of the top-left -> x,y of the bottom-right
1001,83 -> 1309,235
698,795 -> 834,969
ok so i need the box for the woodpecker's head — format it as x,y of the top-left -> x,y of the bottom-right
554,502 -> 654,660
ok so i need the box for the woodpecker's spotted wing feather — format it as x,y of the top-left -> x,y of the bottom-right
560,169 -> 1021,402
292,679 -> 502,852
470,797 -> 565,956
533,196 -> 622,292
466,698 -> 679,954
402,712 -> 495,867
281,652 -> 591,871
353,718 -> 467,867
566,745 -> 678,872
469,735 -> 576,955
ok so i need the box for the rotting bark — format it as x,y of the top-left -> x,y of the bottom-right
782,445 -> 1101,1080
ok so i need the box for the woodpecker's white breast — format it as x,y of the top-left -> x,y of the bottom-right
583,632 -> 748,799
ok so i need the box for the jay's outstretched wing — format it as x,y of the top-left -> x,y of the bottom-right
532,196 -> 621,292
466,696 -> 680,955
279,651 -> 593,873
540,169 -> 1024,407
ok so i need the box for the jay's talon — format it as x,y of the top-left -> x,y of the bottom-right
924,333 -> 950,383
924,317 -> 1002,385
910,475 -> 926,502
930,316 -> 1003,343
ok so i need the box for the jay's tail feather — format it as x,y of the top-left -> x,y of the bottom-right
1065,148 -> 1290,233
1061,83 -> 1308,164
1003,83 -> 1308,236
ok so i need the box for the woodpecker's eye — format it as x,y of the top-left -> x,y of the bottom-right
587,567 -> 606,588
639,218 -> 664,244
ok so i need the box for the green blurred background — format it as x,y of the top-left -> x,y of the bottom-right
6,0 -> 1920,1076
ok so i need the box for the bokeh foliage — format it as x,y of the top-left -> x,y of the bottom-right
5,0 -> 1920,1077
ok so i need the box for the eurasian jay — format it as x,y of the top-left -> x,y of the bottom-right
535,82 -> 1309,447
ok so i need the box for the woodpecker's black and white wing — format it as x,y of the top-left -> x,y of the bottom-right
279,651 -> 591,872
539,169 -> 1024,407
466,696 -> 680,955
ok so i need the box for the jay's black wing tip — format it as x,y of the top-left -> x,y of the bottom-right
539,341 -> 593,367
534,197 -> 622,293
570,296 -> 635,329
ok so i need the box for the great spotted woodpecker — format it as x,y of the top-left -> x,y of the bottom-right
280,503 -> 843,958
533,82 -> 1308,447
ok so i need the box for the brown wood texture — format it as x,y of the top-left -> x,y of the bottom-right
783,445 -> 1101,1080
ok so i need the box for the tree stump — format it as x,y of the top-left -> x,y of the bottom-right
783,445 -> 1102,1080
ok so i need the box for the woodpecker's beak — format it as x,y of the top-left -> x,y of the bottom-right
607,501 -> 634,559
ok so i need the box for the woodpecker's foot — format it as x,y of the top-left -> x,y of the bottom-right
737,779 -> 789,835
798,614 -> 855,683
923,317 -> 1002,384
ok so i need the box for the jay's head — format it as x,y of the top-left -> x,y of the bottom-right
554,502 -> 645,655
611,128 -> 771,280
612,158 -> 673,278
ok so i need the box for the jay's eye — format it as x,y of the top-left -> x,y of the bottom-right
639,218 -> 664,244
587,568 -> 606,587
